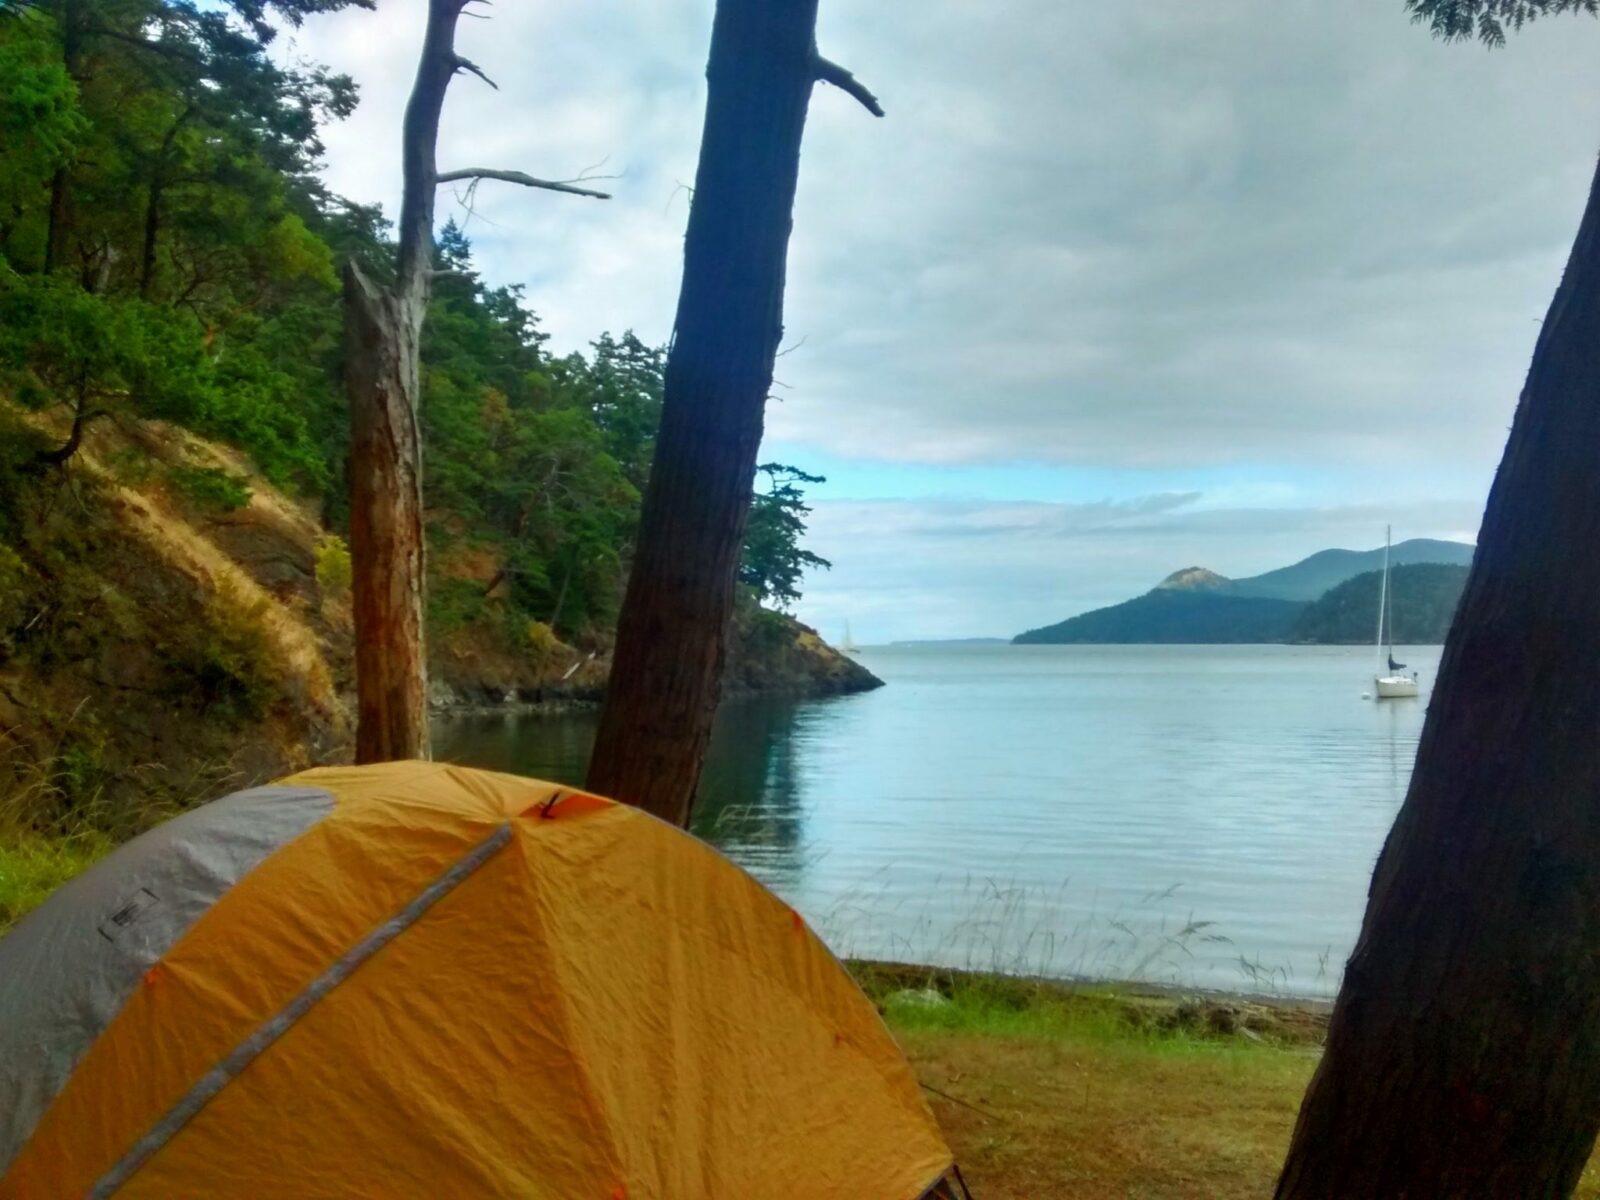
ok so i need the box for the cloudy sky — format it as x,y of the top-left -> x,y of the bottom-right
282,0 -> 1600,642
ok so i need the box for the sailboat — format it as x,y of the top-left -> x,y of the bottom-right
841,621 -> 860,656
1373,525 -> 1420,699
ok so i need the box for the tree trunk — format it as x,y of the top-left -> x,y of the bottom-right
44,4 -> 84,277
1276,151 -> 1600,1197
341,0 -> 462,763
138,115 -> 188,302
31,385 -> 102,468
344,261 -> 430,762
44,167 -> 70,276
341,0 -> 605,762
585,0 -> 861,826
138,179 -> 163,301
549,557 -> 574,632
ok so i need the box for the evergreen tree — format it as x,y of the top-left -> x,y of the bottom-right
739,464 -> 830,609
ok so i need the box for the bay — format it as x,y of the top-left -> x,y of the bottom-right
433,643 -> 1438,997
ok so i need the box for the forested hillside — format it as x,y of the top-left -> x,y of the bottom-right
1227,539 -> 1473,602
1013,541 -> 1474,645
0,0 -> 862,825
1013,590 -> 1306,644
1289,563 -> 1468,645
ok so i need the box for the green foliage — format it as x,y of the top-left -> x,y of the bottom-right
168,465 -> 252,512
0,0 -> 830,680
0,831 -> 113,933
314,534 -> 352,594
1406,0 -> 1598,45
418,225 -> 658,640
0,274 -> 207,419
1290,563 -> 1468,644
739,463 -> 831,609
521,619 -> 564,668
0,19 -> 85,227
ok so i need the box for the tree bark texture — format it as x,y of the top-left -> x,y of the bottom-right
344,262 -> 429,763
1276,152 -> 1600,1198
584,0 -> 828,826
342,0 -> 465,763
341,0 -> 603,762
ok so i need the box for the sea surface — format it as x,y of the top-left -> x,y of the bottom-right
434,643 -> 1441,997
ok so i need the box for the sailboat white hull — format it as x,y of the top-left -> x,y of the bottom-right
1374,675 -> 1419,699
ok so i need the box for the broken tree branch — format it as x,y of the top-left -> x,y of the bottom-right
451,54 -> 498,89
814,55 -> 883,117
436,168 -> 611,199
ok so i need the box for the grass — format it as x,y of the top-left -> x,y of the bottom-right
0,831 -> 112,934
855,963 -> 1600,1199
851,962 -> 1323,1198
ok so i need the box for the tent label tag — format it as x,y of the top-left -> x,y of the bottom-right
99,889 -> 160,942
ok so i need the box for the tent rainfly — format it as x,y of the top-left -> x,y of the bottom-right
0,762 -> 957,1198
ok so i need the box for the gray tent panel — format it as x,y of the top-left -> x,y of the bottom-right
0,784 -> 334,1174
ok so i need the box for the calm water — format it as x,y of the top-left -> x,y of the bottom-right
434,644 -> 1440,997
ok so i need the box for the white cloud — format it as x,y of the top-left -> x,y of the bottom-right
275,0 -> 1592,636
283,0 -> 1600,473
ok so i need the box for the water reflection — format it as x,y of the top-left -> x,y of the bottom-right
694,700 -> 810,884
432,698 -> 818,887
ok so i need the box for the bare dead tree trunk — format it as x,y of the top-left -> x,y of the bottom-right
343,0 -> 606,763
1276,151 -> 1600,1197
345,261 -> 430,762
343,0 -> 456,764
584,0 -> 881,826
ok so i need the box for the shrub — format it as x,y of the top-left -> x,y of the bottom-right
314,535 -> 352,595
169,465 -> 252,513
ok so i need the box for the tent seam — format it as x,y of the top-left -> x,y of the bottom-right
88,821 -> 513,1198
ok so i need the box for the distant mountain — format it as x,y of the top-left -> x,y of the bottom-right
890,638 -> 1010,646
1014,591 -> 1305,645
1228,539 -> 1474,602
1012,538 -> 1474,645
1290,564 -> 1468,645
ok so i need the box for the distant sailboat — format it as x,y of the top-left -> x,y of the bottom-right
1373,525 -> 1419,700
841,621 -> 860,656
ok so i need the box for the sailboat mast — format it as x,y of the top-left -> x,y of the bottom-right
1376,524 -> 1391,675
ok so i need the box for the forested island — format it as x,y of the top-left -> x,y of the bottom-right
1014,543 -> 1472,645
1290,563 -> 1470,644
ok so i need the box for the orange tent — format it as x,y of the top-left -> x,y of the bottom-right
0,762 -> 954,1198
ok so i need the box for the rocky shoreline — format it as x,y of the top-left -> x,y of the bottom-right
430,613 -> 884,718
